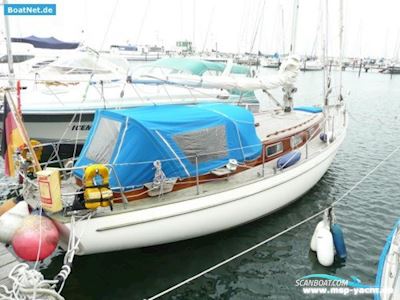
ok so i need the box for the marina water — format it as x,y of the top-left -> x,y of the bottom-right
3,69 -> 400,299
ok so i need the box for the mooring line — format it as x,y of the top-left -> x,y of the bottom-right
145,144 -> 400,300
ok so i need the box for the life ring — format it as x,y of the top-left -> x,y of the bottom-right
84,164 -> 110,188
20,139 -> 43,161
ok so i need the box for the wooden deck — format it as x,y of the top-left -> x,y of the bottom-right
0,244 -> 18,290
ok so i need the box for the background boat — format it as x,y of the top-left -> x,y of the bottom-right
0,57 -> 255,161
375,219 -> 400,300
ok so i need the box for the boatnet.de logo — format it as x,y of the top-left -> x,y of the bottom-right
4,3 -> 56,16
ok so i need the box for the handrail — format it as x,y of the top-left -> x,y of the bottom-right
56,118 -> 325,173
47,111 -> 346,211
55,143 -> 264,172
58,119 -> 331,197
53,123 -> 321,175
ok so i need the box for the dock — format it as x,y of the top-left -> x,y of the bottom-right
0,244 -> 18,289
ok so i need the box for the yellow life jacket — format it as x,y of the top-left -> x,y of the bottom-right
83,164 -> 113,210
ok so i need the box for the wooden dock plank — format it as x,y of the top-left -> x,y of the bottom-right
0,261 -> 18,281
0,244 -> 18,289
0,246 -> 10,256
0,277 -> 13,290
0,252 -> 17,267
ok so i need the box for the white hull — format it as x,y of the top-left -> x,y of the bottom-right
65,128 -> 345,255
300,60 -> 324,71
1,86 -> 234,144
22,118 -> 92,144
300,66 -> 323,71
377,220 -> 400,300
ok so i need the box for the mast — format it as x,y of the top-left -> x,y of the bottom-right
338,0 -> 344,101
283,0 -> 299,113
323,0 -> 330,107
281,6 -> 285,54
192,0 -> 196,51
2,0 -> 41,173
320,0 -> 326,103
289,0 -> 299,54
249,0 -> 266,55
3,0 -> 15,88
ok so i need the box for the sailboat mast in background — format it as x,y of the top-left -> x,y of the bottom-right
282,0 -> 299,112
3,0 -> 15,87
289,0 -> 299,55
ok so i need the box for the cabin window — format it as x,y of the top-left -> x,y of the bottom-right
32,60 -> 55,69
173,125 -> 227,164
86,117 -> 122,164
47,66 -> 111,75
0,55 -> 34,64
290,134 -> 303,149
203,70 -> 221,76
308,126 -> 318,138
266,142 -> 283,157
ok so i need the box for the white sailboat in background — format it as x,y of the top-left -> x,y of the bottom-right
299,1 -> 325,72
0,55 -> 255,160
300,58 -> 324,71
0,35 -> 80,88
109,44 -> 166,62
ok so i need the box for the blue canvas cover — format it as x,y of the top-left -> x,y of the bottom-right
74,103 -> 261,191
294,106 -> 323,114
11,36 -> 79,49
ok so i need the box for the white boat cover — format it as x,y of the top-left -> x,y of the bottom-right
139,56 -> 300,92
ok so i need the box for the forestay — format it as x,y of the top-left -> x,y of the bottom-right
74,103 -> 262,190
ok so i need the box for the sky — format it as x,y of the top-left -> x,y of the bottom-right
1,0 -> 400,59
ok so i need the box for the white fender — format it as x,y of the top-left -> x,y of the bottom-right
310,220 -> 325,251
316,227 -> 335,267
0,201 -> 29,244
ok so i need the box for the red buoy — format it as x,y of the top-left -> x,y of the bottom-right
12,215 -> 59,261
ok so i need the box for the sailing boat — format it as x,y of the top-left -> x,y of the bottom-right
0,35 -> 80,88
375,219 -> 400,299
27,56 -> 347,256
299,0 -> 325,72
1,0 -> 347,256
300,58 -> 324,71
0,56 -> 254,161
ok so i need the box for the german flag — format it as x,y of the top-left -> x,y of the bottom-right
1,95 -> 24,176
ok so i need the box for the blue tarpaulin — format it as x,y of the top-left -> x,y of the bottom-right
11,36 -> 79,49
74,103 -> 262,190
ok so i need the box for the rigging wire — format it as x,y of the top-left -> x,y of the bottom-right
100,0 -> 120,52
236,1 -> 251,54
201,3 -> 216,53
136,0 -> 151,45
249,0 -> 266,54
145,143 -> 400,300
38,0 -> 121,167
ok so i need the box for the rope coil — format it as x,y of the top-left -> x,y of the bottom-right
0,263 -> 63,300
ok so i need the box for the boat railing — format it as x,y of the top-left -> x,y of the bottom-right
57,143 -> 264,172
22,141 -> 78,170
15,110 -> 346,210
54,124 -> 335,207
